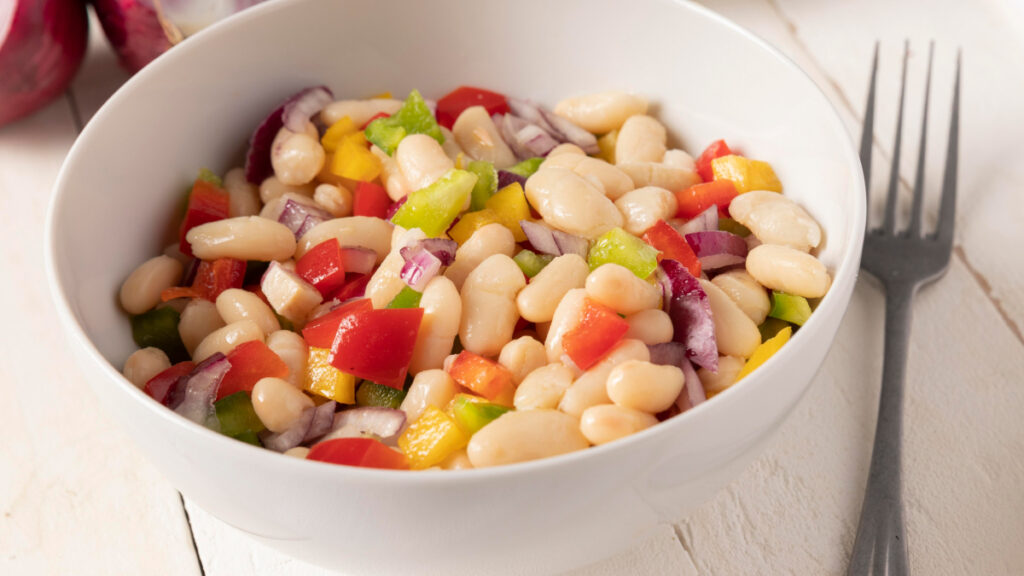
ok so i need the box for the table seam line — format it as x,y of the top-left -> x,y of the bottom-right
179,493 -> 208,576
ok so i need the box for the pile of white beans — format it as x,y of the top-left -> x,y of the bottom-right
119,89 -> 831,470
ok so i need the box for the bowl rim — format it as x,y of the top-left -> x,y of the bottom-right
44,0 -> 865,485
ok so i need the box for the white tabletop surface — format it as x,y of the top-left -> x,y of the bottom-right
3,1 -> 1023,574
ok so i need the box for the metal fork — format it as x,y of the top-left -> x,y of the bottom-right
847,42 -> 961,576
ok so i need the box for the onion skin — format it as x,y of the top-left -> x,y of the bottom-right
90,0 -> 172,73
0,0 -> 89,128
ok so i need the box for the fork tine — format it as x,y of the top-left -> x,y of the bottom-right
860,42 -> 879,225
936,49 -> 961,244
908,42 -> 934,237
883,41 -> 910,235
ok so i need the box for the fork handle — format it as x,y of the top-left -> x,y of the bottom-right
847,281 -> 916,576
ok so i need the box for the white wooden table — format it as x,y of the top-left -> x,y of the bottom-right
3,1 -> 1023,574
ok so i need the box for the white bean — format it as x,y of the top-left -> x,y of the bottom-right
606,360 -> 684,414
266,330 -> 307,387
585,263 -> 662,315
624,308 -> 673,345
178,299 -> 225,355
400,369 -> 458,426
123,347 -> 171,389
467,409 -> 589,468
547,143 -> 585,157
746,244 -> 831,298
514,363 -> 575,410
524,168 -> 623,239
544,288 -> 588,363
452,106 -> 516,169
439,127 -> 464,163
192,320 -> 263,363
558,338 -> 650,417
662,149 -> 696,172
313,183 -> 353,218
251,376 -> 314,433
699,355 -> 745,398
699,278 -> 761,359
553,91 -> 648,134
579,404 -> 658,446
271,125 -> 325,186
459,255 -> 526,357
445,223 -> 515,290
541,154 -> 634,200
259,175 -> 314,204
497,336 -> 548,385
515,254 -> 589,323
215,288 -> 280,335
321,98 -> 403,127
371,144 -> 414,201
409,276 -> 462,373
728,190 -> 822,252
186,216 -> 296,262
296,216 -> 394,262
440,449 -> 473,470
284,446 -> 310,459
395,134 -> 454,192
119,255 -> 184,314
618,161 -> 699,191
614,186 -> 678,235
223,167 -> 261,217
711,270 -> 771,325
614,115 -> 667,164
365,227 -> 427,309
260,262 -> 323,327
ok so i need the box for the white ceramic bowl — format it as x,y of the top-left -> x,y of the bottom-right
46,0 -> 864,573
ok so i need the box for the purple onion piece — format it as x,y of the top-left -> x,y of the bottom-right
497,170 -> 527,190
659,260 -> 718,372
322,407 -> 407,443
417,238 -> 457,265
296,214 -> 326,239
520,220 -> 560,256
539,108 -> 599,154
677,358 -> 706,412
260,407 -> 315,453
278,198 -> 331,238
648,342 -> 688,367
676,206 -> 719,236
282,85 -> 334,133
399,245 -> 443,292
499,113 -> 534,159
339,246 -> 377,275
506,98 -> 557,135
385,196 -> 407,220
551,229 -> 589,258
684,231 -> 748,272
303,401 -> 337,442
517,123 -> 559,157
245,85 -> 334,184
174,353 -> 230,430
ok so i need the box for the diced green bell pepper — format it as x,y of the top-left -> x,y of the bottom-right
356,381 -> 407,409
215,391 -> 266,438
466,160 -> 498,211
365,89 -> 444,155
718,217 -> 751,237
768,291 -> 812,326
587,227 -> 660,279
390,169 -> 477,237
130,307 -> 189,363
197,168 -> 222,187
505,157 -> 544,178
513,249 -> 554,278
387,286 -> 423,309
231,430 -> 262,446
450,394 -> 510,435
758,317 -> 791,341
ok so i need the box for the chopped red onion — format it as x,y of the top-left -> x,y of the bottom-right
517,123 -> 560,157
303,401 -> 337,442
385,196 -> 407,220
658,260 -> 718,372
551,229 -> 590,257
539,108 -> 599,154
648,342 -> 688,367
497,170 -> 527,190
506,98 -> 558,135
282,85 -> 334,133
497,114 -> 532,159
322,407 -> 406,443
245,86 -> 334,184
676,206 -> 719,236
277,198 -> 331,238
418,238 -> 457,265
399,245 -> 442,292
174,353 -> 230,430
260,407 -> 314,452
520,220 -> 561,256
684,231 -> 748,271
677,358 -> 706,412
338,246 -> 377,275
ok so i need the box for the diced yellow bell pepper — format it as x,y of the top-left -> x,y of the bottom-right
711,154 -> 782,194
303,347 -> 356,404
484,182 -> 531,242
371,91 -> 393,99
321,116 -> 358,153
735,326 -> 792,382
597,129 -> 618,164
448,209 -> 500,245
397,406 -> 469,470
330,132 -> 382,182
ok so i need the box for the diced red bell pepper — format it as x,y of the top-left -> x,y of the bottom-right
329,307 -> 424,389
144,361 -> 195,405
333,273 -> 371,302
643,219 -> 701,277
179,179 -> 229,257
695,139 -> 733,183
360,112 -> 390,131
308,437 -> 409,470
435,86 -> 510,130
562,299 -> 630,370
160,286 -> 200,302
447,351 -> 514,404
191,258 -> 247,301
216,341 -> 290,400
352,181 -> 391,219
674,180 -> 739,220
302,298 -> 374,348
296,239 -> 347,298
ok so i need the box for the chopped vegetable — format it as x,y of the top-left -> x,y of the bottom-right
736,326 -> 792,381
337,246 -> 378,276
308,437 -> 409,470
304,347 -> 356,404
695,139 -> 733,182
562,298 -> 630,370
131,307 -> 189,363
179,178 -> 228,257
710,155 -> 782,194
322,407 -> 406,442
215,391 -> 266,438
352,181 -> 391,219
321,116 -> 358,152
244,86 -> 330,184
365,89 -> 444,155
330,132 -> 382,182
191,258 -> 246,301
387,286 -> 423,309
484,182 -> 531,242
520,220 -> 589,257
144,361 -> 195,405
398,406 -> 468,470
174,353 -> 231,430
596,130 -> 618,163
302,298 -> 373,348
513,249 -> 554,278
217,340 -> 289,400
588,227 -> 659,279
296,239 -> 347,298
505,157 -> 544,179
643,219 -> 701,277
390,169 -> 476,237
197,168 -> 222,187
758,317 -> 791,341
435,86 -> 509,131
768,291 -> 812,326
465,160 -> 498,211
447,351 -> 514,405
333,273 -> 371,301
281,85 -> 333,133
718,217 -> 751,237
356,381 -> 407,409
674,180 -> 738,219
676,205 -> 719,236
277,198 -> 331,239
683,231 -> 748,272
657,260 -> 718,372
448,210 -> 499,245
449,394 -> 510,435
399,238 -> 456,292
496,169 -> 527,190
329,306 -> 424,389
